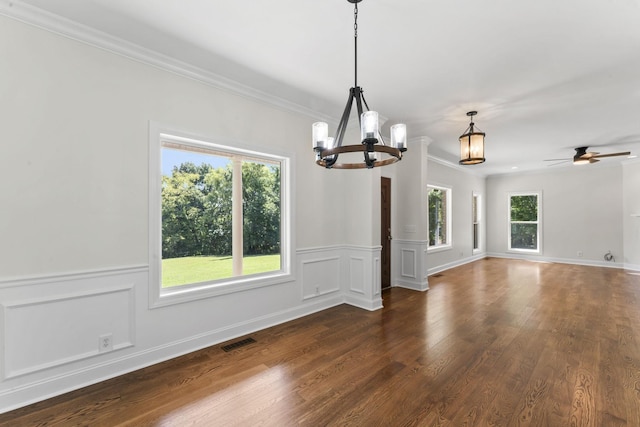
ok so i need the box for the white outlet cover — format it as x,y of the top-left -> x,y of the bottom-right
99,333 -> 113,353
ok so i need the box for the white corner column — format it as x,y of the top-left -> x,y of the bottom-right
392,137 -> 431,291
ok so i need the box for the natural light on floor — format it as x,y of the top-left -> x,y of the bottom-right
155,366 -> 292,426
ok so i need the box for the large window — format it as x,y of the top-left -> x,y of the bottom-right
508,192 -> 541,253
428,185 -> 452,250
149,126 -> 291,306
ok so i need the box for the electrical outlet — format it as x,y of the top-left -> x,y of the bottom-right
315,286 -> 320,294
99,333 -> 113,353
577,251 -> 583,258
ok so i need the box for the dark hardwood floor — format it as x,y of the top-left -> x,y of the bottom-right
2,258 -> 640,426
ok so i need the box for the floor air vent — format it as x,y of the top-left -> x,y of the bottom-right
221,337 -> 256,352
432,273 -> 444,277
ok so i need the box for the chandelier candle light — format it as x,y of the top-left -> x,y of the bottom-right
459,111 -> 486,165
312,0 -> 407,169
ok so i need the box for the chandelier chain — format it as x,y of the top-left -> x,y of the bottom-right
354,2 -> 358,37
354,2 -> 358,87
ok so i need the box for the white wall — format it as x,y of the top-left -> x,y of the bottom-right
486,165 -> 624,267
0,14 -> 383,412
623,160 -> 640,270
426,159 -> 486,274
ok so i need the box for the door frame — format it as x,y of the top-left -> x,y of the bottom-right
381,177 -> 392,289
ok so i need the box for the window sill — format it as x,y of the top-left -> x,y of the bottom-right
427,245 -> 452,254
150,270 -> 294,308
507,248 -> 541,255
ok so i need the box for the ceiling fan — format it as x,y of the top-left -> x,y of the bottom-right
545,146 -> 631,166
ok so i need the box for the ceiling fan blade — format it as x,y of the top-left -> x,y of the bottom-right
582,151 -> 599,158
589,158 -> 600,163
591,151 -> 631,159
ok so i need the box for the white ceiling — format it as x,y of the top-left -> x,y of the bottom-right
12,0 -> 640,175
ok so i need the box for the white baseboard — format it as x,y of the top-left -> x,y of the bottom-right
344,293 -> 383,311
623,263 -> 640,272
427,253 -> 487,276
486,252 -> 624,269
394,279 -> 429,292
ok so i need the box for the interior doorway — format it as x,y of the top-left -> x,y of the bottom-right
381,177 -> 391,289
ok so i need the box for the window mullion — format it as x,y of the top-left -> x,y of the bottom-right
232,156 -> 243,276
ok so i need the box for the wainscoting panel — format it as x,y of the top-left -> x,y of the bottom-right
423,248 -> 429,282
1,284 -> 134,379
401,249 -> 417,279
1,246 -> 390,413
393,240 -> 429,291
300,255 -> 341,301
342,245 -> 383,311
348,257 -> 365,295
297,245 -> 383,310
373,256 -> 380,297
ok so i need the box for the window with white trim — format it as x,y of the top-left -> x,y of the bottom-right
149,126 -> 291,306
472,192 -> 481,252
428,185 -> 452,250
508,192 -> 541,253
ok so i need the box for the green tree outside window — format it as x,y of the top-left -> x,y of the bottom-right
161,148 -> 281,287
509,194 -> 539,251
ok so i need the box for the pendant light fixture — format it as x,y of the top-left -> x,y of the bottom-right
311,0 -> 407,169
459,111 -> 486,165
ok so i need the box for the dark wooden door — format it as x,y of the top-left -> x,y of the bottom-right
381,177 -> 391,289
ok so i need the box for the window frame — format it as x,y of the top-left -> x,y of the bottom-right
472,192 -> 481,253
427,184 -> 452,252
507,191 -> 542,254
149,123 -> 294,308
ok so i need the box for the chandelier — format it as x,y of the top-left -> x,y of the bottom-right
459,111 -> 486,165
311,0 -> 407,169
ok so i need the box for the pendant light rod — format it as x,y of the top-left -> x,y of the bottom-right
467,110 -> 476,124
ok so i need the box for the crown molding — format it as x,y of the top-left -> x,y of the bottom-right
0,0 -> 333,123
408,136 -> 433,146
427,154 -> 487,177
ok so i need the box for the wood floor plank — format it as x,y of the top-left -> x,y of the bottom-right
2,258 -> 640,426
